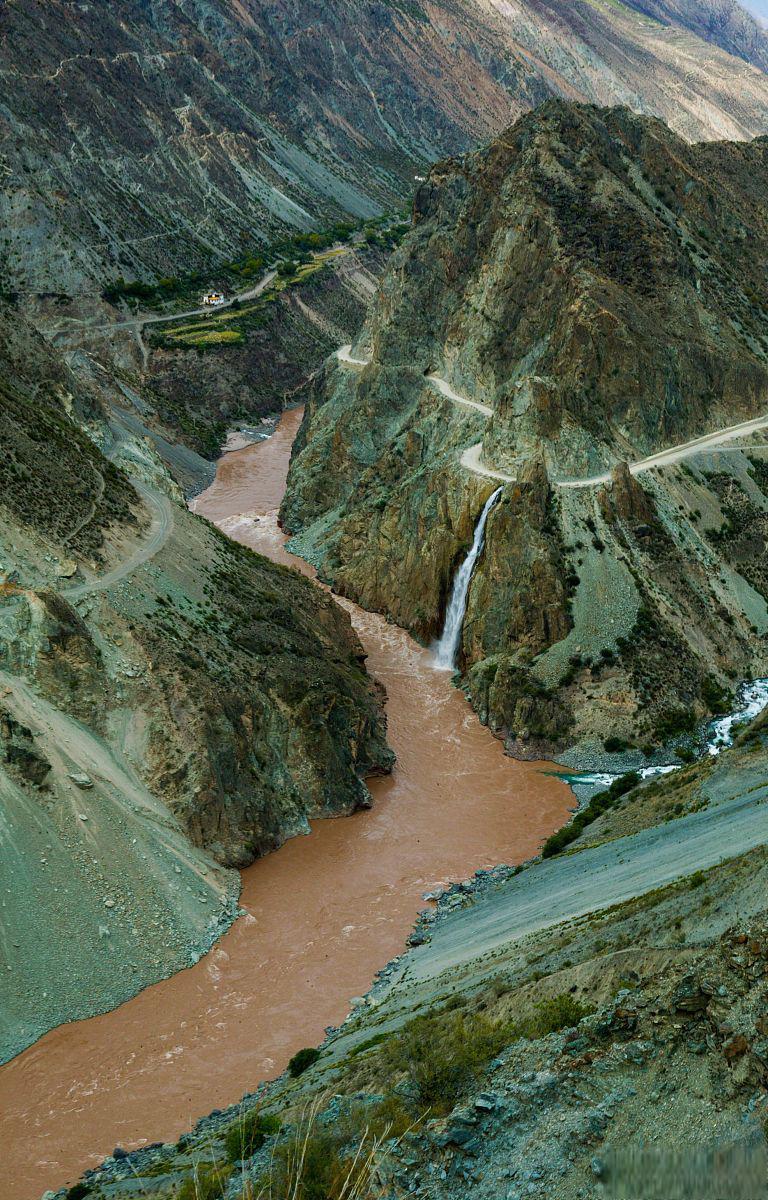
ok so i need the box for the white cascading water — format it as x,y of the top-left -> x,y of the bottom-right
433,486 -> 503,671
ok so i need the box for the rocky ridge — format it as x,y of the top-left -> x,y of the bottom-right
282,102 -> 768,759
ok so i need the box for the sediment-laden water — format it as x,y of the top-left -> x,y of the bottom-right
0,407 -> 573,1200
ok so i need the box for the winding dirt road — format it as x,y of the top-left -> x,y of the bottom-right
63,480 -> 174,599
336,346 -> 768,486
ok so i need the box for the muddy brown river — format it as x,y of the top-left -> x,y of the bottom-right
0,406 -> 572,1199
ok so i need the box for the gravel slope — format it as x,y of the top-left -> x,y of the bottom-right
387,779 -> 768,995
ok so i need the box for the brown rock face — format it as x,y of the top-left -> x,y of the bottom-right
462,460 -> 570,666
599,463 -> 657,527
31,591 -> 106,729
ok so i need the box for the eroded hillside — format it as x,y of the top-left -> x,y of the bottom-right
282,102 -> 768,759
3,0 -> 768,295
0,306 -> 393,1060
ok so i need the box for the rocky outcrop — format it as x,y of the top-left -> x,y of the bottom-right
3,1 -> 768,295
598,462 -> 657,527
128,528 -> 394,867
283,103 -> 768,754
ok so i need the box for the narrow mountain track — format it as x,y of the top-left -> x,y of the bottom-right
336,347 -> 768,486
63,481 -> 173,599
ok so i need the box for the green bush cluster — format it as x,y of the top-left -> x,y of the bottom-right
653,707 -> 697,741
603,735 -> 633,753
102,275 -> 186,304
287,1046 -> 322,1077
701,675 -> 732,716
224,1109 -> 281,1162
542,772 -> 640,857
381,1010 -> 509,1113
379,994 -> 593,1114
511,993 -> 593,1039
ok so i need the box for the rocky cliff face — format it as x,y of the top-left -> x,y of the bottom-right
3,0 -> 768,295
283,103 -> 768,757
0,305 -> 392,1058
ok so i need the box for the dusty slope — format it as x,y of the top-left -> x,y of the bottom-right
0,306 -> 392,1059
0,671 -> 237,1065
283,103 -> 768,760
3,0 -> 768,295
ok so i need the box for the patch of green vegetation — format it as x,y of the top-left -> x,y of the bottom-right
102,275 -> 190,305
381,1010 -> 510,1113
701,675 -> 732,716
747,455 -> 768,495
511,993 -> 594,1040
176,1163 -> 231,1200
107,213 -> 409,317
174,328 -> 244,347
224,1109 -> 281,1162
653,706 -> 697,741
604,735 -> 634,753
377,993 -> 593,1114
381,0 -> 427,21
350,1031 -> 392,1057
288,1046 -> 322,1077
542,772 -> 640,857
0,372 -> 137,555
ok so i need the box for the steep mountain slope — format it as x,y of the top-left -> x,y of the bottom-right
3,0 -> 768,295
282,102 -> 768,759
0,304 -> 392,1059
626,0 -> 768,66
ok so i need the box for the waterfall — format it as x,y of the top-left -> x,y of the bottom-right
433,486 -> 503,671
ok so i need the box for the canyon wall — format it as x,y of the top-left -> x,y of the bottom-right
283,102 -> 768,757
